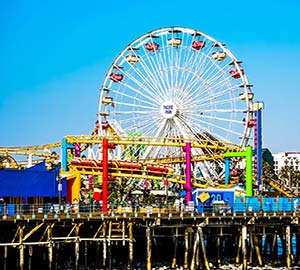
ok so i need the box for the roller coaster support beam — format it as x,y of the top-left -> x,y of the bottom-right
224,146 -> 253,196
224,158 -> 230,184
102,138 -> 116,213
183,142 -> 192,203
61,138 -> 75,172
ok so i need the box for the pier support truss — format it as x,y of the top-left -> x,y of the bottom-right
1,214 -> 300,269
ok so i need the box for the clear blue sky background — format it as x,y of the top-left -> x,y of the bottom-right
1,0 -> 299,153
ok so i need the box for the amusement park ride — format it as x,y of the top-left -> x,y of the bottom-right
0,26 -> 295,212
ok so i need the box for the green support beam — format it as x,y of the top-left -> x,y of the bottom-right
224,146 -> 253,197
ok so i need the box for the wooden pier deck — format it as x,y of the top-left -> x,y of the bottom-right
1,206 -> 300,270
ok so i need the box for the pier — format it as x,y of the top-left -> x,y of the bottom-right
1,204 -> 300,269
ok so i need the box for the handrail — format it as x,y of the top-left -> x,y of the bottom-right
0,199 -> 299,220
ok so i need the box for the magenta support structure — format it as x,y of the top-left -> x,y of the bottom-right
183,141 -> 192,203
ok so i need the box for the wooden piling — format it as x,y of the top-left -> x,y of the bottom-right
19,225 -> 24,270
235,233 -> 242,265
195,241 -> 200,269
108,239 -> 112,270
3,245 -> 7,270
216,235 -> 221,267
74,224 -> 81,270
184,228 -> 189,270
102,222 -> 107,269
146,223 -> 152,270
55,243 -> 59,270
28,246 -> 33,270
128,222 -> 133,270
242,225 -> 247,270
84,241 -> 88,268
286,225 -> 291,268
103,239 -> 107,270
253,234 -> 263,266
95,241 -> 100,269
171,227 -> 178,268
199,226 -> 210,270
271,233 -> 278,259
190,227 -> 199,270
75,239 -> 80,270
249,232 -> 253,266
47,225 -> 53,270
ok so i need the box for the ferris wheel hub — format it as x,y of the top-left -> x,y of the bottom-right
160,101 -> 178,119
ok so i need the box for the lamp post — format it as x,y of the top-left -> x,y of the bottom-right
57,175 -> 62,207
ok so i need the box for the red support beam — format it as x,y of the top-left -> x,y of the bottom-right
102,138 -> 108,213
102,138 -> 115,213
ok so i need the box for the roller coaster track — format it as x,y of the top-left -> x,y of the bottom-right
63,165 -> 212,188
0,142 -> 61,168
0,142 -> 61,156
64,135 -> 241,153
137,154 -> 226,164
0,135 -> 240,172
264,178 -> 296,198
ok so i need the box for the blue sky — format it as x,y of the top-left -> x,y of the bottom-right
1,0 -> 299,153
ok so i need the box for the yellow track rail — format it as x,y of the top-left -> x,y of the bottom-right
0,142 -> 61,156
264,178 -> 295,198
64,135 -> 241,152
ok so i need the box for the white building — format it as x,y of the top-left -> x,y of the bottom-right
273,152 -> 300,176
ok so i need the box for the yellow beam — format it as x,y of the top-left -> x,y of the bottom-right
23,222 -> 45,241
63,135 -> 240,151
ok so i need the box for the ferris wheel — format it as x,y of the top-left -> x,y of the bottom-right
98,26 -> 254,180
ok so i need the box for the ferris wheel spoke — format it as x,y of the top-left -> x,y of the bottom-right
142,37 -> 172,93
196,118 -> 244,139
178,51 -> 204,95
177,32 -> 198,88
200,60 -> 232,87
179,55 -> 214,99
196,113 -> 242,124
164,35 -> 174,96
173,33 -> 189,94
197,86 -> 241,106
188,44 -> 230,93
118,114 -> 160,128
174,34 -> 186,91
200,73 -> 240,96
180,37 -> 216,91
173,117 -> 196,138
154,37 -> 172,91
142,118 -> 168,158
193,77 -> 240,102
186,115 -> 243,142
116,82 -> 161,105
118,68 -> 164,101
118,115 -> 162,136
112,87 -> 158,107
193,108 -> 246,114
114,110 -> 157,115
114,101 -> 157,111
138,50 -> 170,96
122,54 -> 165,96
157,50 -> 172,91
184,58 -> 220,97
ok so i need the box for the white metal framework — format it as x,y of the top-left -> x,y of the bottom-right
98,26 -> 254,180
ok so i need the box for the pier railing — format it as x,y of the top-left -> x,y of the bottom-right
0,199 -> 299,220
